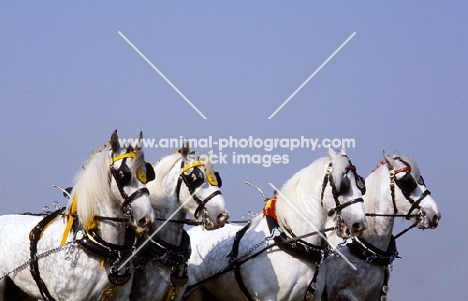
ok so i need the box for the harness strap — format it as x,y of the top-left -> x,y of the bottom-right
228,223 -> 254,301
327,198 -> 364,217
346,236 -> 399,266
136,229 -> 191,267
193,190 -> 222,219
29,208 -> 64,301
183,221 -> 333,299
304,264 -> 320,301
135,230 -> 191,300
380,266 -> 390,299
76,228 -> 135,263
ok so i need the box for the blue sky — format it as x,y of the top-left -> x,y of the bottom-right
1,1 -> 466,299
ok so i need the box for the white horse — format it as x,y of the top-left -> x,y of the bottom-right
183,148 -> 368,301
128,145 -> 230,301
0,130 -> 155,301
314,152 -> 441,301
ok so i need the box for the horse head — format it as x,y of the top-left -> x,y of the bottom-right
108,130 -> 156,233
69,130 -> 155,236
177,143 -> 229,229
321,148 -> 368,238
383,152 -> 440,229
148,141 -> 229,230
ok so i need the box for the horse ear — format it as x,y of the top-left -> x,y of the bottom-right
207,149 -> 214,158
205,150 -> 214,167
181,139 -> 190,157
328,147 -> 338,158
135,131 -> 143,150
110,130 -> 120,153
339,148 -> 347,156
383,151 -> 394,168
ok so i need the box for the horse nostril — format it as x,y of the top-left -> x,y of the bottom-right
431,214 -> 440,228
217,213 -> 230,226
352,222 -> 365,233
138,217 -> 149,228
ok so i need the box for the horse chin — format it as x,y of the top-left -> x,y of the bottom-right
336,223 -> 351,239
131,225 -> 149,235
351,229 -> 365,237
417,213 -> 440,229
201,217 -> 222,230
199,210 -> 229,230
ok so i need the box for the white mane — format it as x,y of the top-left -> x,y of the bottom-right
274,153 -> 352,232
148,152 -> 183,202
67,145 -> 146,230
68,146 -> 113,230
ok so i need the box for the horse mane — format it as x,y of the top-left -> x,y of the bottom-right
67,144 -> 145,230
148,150 -> 215,206
274,154 -> 351,229
149,152 -> 183,202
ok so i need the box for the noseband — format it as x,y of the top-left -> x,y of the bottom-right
320,159 -> 366,217
110,151 -> 151,218
175,160 -> 222,220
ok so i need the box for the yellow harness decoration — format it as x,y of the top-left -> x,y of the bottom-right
60,194 -> 77,246
181,160 -> 204,172
206,171 -> 218,186
111,150 -> 137,164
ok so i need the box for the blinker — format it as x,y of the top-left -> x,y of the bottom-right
206,171 -> 223,187
116,162 -> 132,186
335,168 -> 366,196
397,172 -> 418,194
137,162 -> 155,184
187,167 -> 205,189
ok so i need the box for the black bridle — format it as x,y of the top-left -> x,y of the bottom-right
175,159 -> 222,221
320,159 -> 366,217
366,157 -> 431,220
109,154 -> 153,219
365,158 -> 432,239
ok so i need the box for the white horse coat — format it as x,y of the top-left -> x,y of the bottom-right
129,147 -> 229,301
0,131 -> 155,301
315,153 -> 441,301
184,149 -> 368,301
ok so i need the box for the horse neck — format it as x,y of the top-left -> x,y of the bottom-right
149,159 -> 186,246
274,165 -> 325,245
361,167 -> 394,250
153,196 -> 186,245
94,202 -> 128,244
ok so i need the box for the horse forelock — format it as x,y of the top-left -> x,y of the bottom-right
396,155 -> 420,178
69,146 -> 113,229
329,155 -> 351,193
